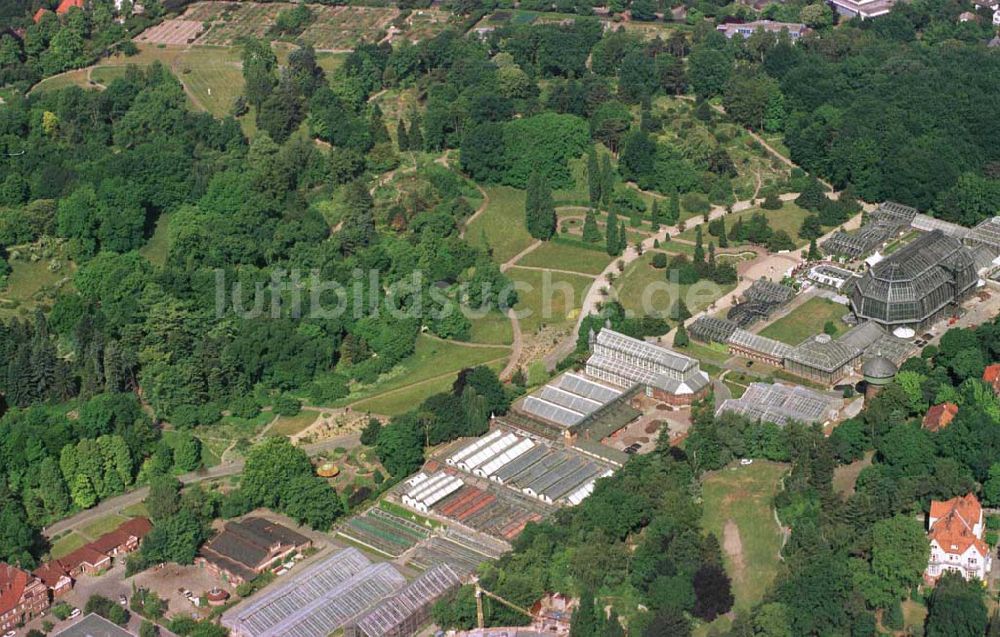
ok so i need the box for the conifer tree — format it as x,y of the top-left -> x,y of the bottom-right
650,200 -> 661,232
525,173 -> 556,240
409,112 -> 424,151
600,154 -> 614,208
718,217 -> 728,247
694,225 -> 705,265
396,119 -> 409,152
606,210 -> 620,256
668,188 -> 681,224
583,209 -> 602,243
708,241 -> 716,268
618,220 -> 627,254
808,236 -> 821,261
370,105 -> 390,143
587,147 -> 601,206
674,321 -> 690,347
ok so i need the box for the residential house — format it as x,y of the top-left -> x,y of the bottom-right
199,517 -> 312,585
925,493 -> 991,582
0,563 -> 48,633
33,517 -> 151,597
56,0 -> 84,14
922,403 -> 958,432
716,20 -> 809,40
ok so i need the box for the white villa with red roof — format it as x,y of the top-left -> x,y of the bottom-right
925,493 -> 992,582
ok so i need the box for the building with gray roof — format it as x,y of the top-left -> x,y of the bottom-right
53,615 -> 136,637
784,333 -> 860,384
343,565 -> 461,637
848,230 -> 977,330
585,329 -> 710,405
689,316 -> 739,344
727,328 -> 792,366
716,382 -> 840,426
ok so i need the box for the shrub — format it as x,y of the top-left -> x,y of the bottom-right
228,395 -> 260,420
883,601 -> 904,630
273,394 -> 301,417
681,192 -> 710,214
651,252 -> 668,269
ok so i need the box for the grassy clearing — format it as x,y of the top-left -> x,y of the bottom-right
0,249 -> 74,320
468,311 -> 514,346
902,599 -> 927,635
465,186 -> 534,264
79,514 -> 128,540
140,212 -> 173,266
339,334 -> 509,407
758,297 -> 850,345
508,268 -> 594,334
700,461 -> 788,610
352,360 -> 505,416
121,502 -> 150,518
832,451 -> 874,497
677,202 -> 816,248
50,532 -> 88,559
612,252 -> 735,320
517,240 -> 610,275
271,411 -> 319,437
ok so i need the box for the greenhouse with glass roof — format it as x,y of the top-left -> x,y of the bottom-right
847,230 -> 977,330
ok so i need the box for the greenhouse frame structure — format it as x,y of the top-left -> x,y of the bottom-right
847,230 -> 977,330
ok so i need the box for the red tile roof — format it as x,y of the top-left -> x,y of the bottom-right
32,8 -> 50,22
929,493 -> 988,557
0,563 -> 33,616
58,546 -> 111,572
983,363 -> 1000,384
32,562 -> 70,589
89,517 -> 152,555
55,0 -> 83,14
922,403 -> 958,432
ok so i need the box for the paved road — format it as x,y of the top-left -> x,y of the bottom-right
43,433 -> 361,539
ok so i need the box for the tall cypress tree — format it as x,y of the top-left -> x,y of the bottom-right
396,119 -> 409,152
718,217 -> 728,247
409,112 -> 424,151
694,225 -> 705,265
587,147 -> 601,206
606,210 -> 619,256
617,220 -> 627,253
536,177 -> 557,240
808,236 -> 821,261
650,199 -> 660,232
668,189 -> 681,224
600,154 -> 614,208
583,208 -> 602,243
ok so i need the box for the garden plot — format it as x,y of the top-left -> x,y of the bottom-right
135,19 -> 204,45
338,507 -> 431,557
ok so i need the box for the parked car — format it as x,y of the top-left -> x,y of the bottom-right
69,608 -> 81,619
739,458 -> 754,466
119,594 -> 128,606
6,630 -> 18,637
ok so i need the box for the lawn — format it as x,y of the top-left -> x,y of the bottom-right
271,410 -> 319,436
49,532 -> 87,559
832,451 -> 873,497
352,360 -> 505,416
612,253 -> 735,320
79,514 -> 128,540
0,252 -> 74,319
758,297 -> 850,345
465,186 -> 534,264
700,461 -> 788,610
677,202 -> 816,248
121,502 -> 150,518
468,311 -> 514,346
337,334 -> 509,407
140,212 -> 173,266
516,240 -> 610,275
508,267 -> 594,334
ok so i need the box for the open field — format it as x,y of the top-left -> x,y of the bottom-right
758,297 -> 850,345
832,451 -> 874,496
466,186 -> 534,264
508,267 -> 594,334
0,245 -> 75,319
612,252 -> 735,319
468,311 -> 514,346
271,411 -> 319,436
700,462 -> 788,610
338,334 -> 509,408
140,212 -> 173,266
351,360 -> 505,416
516,240 -> 610,275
